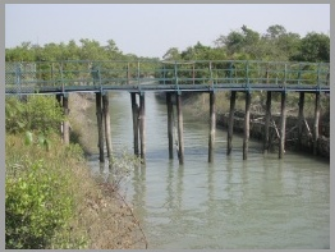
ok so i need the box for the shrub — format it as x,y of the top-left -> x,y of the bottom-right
6,158 -> 73,249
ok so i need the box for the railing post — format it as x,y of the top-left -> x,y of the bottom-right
298,63 -> 302,85
174,61 -> 179,90
209,61 -> 213,86
284,63 -> 287,86
192,63 -> 195,85
127,62 -> 130,85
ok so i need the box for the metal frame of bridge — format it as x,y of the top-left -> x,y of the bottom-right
5,60 -> 330,95
5,60 -> 330,164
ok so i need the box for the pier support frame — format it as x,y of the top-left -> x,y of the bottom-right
313,92 -> 321,155
279,91 -> 287,159
96,92 -> 105,163
263,91 -> 272,153
243,91 -> 251,160
176,92 -> 184,165
103,93 -> 112,164
139,93 -> 146,164
131,93 -> 139,156
208,91 -> 216,163
166,92 -> 174,159
227,91 -> 236,155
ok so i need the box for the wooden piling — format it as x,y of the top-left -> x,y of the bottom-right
227,91 -> 236,155
176,92 -> 184,165
62,95 -> 70,145
103,93 -> 112,161
263,91 -> 272,153
96,92 -> 105,163
139,93 -> 146,164
131,93 -> 139,156
279,91 -> 287,159
243,91 -> 251,160
56,94 -> 63,135
208,91 -> 216,163
313,92 -> 321,155
297,92 -> 305,150
166,92 -> 174,159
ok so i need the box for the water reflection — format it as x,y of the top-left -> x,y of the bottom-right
87,92 -> 329,249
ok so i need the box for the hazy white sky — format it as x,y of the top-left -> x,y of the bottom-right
5,4 -> 330,59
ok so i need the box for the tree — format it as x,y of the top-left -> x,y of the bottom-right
292,32 -> 330,62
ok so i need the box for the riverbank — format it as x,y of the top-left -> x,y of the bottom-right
68,92 -> 148,249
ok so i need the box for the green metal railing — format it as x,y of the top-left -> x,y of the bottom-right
5,60 -> 330,94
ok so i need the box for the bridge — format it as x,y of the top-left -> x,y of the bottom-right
5,60 -> 330,164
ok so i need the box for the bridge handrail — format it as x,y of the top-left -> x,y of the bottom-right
5,60 -> 330,94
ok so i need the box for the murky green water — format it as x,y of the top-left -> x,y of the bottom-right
86,92 -> 329,249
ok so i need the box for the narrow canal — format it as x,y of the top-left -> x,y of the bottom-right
85,91 -> 329,249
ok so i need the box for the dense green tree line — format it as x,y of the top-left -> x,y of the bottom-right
162,24 -> 329,63
5,25 -> 329,87
5,24 -> 329,63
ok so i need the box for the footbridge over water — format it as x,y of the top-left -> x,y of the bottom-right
5,60 -> 330,164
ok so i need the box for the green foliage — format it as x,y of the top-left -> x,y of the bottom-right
6,96 -> 64,135
6,158 -> 74,249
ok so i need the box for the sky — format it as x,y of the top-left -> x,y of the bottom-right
5,4 -> 330,59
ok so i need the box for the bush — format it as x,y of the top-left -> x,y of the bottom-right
6,158 -> 73,249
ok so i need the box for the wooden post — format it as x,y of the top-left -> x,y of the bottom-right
176,92 -> 184,165
208,91 -> 216,163
313,92 -> 321,155
96,92 -> 105,163
139,93 -> 146,164
279,91 -> 287,159
62,94 -> 70,145
243,91 -> 251,160
131,93 -> 139,156
56,94 -> 63,135
297,92 -> 305,150
227,91 -> 236,155
166,92 -> 174,159
263,91 -> 272,153
103,93 -> 112,161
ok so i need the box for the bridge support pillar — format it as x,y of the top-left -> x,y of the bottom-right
263,91 -> 272,153
243,91 -> 251,160
279,91 -> 287,159
227,91 -> 236,155
176,92 -> 184,165
297,92 -> 305,151
62,94 -> 70,146
131,93 -> 139,157
139,93 -> 146,164
96,92 -> 105,163
313,92 -> 321,155
208,91 -> 216,163
56,94 -> 63,135
103,93 -> 113,166
166,92 -> 174,159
